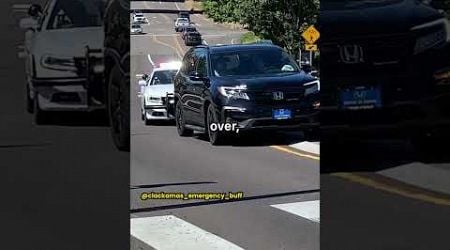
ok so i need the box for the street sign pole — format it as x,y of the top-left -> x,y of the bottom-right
309,51 -> 312,66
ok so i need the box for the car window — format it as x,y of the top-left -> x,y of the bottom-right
150,70 -> 178,85
181,50 -> 195,76
47,0 -> 105,29
195,50 -> 208,77
211,48 -> 300,77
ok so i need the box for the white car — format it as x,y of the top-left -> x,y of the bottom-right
18,0 -> 105,124
174,18 -> 190,32
132,13 -> 147,24
131,23 -> 143,34
139,61 -> 181,124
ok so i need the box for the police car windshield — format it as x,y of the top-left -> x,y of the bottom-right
151,70 -> 178,85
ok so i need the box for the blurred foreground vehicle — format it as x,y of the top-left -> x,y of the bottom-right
139,61 -> 181,124
320,0 -> 450,148
104,0 -> 130,151
173,44 -> 320,145
19,0 -> 105,124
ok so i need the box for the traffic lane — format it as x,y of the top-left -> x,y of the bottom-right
321,174 -> 450,250
130,124 -> 319,210
132,193 -> 320,250
3,2 -> 129,249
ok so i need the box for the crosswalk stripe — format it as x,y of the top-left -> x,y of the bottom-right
271,200 -> 320,223
130,215 -> 245,250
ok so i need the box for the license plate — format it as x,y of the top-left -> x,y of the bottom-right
340,86 -> 382,110
273,109 -> 292,120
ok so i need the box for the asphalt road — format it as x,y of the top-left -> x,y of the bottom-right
321,138 -> 450,249
130,1 -> 320,250
2,1 -> 128,249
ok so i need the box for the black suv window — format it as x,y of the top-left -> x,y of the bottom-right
211,48 -> 300,77
181,50 -> 196,75
195,49 -> 208,77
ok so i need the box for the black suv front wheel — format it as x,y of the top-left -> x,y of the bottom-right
175,101 -> 193,136
207,104 -> 227,145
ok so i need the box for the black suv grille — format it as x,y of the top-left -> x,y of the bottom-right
251,90 -> 304,105
321,33 -> 414,76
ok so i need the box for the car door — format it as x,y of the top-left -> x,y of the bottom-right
190,48 -> 209,126
178,49 -> 197,124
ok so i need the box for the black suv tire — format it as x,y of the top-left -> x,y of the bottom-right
33,96 -> 48,125
207,104 -> 227,145
108,64 -> 130,151
175,101 -> 193,136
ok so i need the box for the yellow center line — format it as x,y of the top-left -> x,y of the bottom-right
173,35 -> 187,57
152,35 -> 182,59
270,145 -> 320,161
332,172 -> 450,206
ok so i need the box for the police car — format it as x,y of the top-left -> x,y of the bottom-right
139,61 -> 181,124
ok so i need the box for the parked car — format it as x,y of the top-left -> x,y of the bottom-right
139,61 -> 181,124
18,0 -> 105,124
132,12 -> 147,24
181,26 -> 197,40
178,11 -> 190,21
131,23 -> 143,34
173,44 -> 320,145
174,18 -> 190,32
184,31 -> 202,46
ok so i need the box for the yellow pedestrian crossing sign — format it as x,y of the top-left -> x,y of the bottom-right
302,25 -> 320,44
305,44 -> 318,51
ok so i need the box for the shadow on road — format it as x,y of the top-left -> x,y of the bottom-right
321,136 -> 450,173
193,130 -> 310,147
36,110 -> 109,127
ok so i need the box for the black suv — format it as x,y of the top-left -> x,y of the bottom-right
173,44 -> 320,145
320,0 -> 450,145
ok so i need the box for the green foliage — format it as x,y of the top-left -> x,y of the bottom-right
203,0 -> 319,60
240,32 -> 261,44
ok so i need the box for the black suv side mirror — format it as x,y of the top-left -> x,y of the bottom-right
28,4 -> 42,18
189,72 -> 210,86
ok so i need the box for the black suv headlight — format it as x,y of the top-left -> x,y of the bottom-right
218,85 -> 250,100
412,18 -> 450,54
304,80 -> 320,96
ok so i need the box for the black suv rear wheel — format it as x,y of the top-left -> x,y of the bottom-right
175,101 -> 193,136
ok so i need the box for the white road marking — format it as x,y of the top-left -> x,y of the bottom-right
130,215 -> 245,250
271,200 -> 320,223
147,54 -> 155,66
175,2 -> 181,10
290,141 -> 320,155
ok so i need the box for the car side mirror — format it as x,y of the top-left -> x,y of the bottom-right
19,17 -> 38,30
28,4 -> 42,18
189,73 -> 210,86
138,79 -> 146,86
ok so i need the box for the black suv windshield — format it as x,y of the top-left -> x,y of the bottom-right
151,70 -> 178,85
211,48 -> 300,77
47,0 -> 105,29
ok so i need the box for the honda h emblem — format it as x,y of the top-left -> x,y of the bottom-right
272,91 -> 284,100
339,44 -> 364,64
